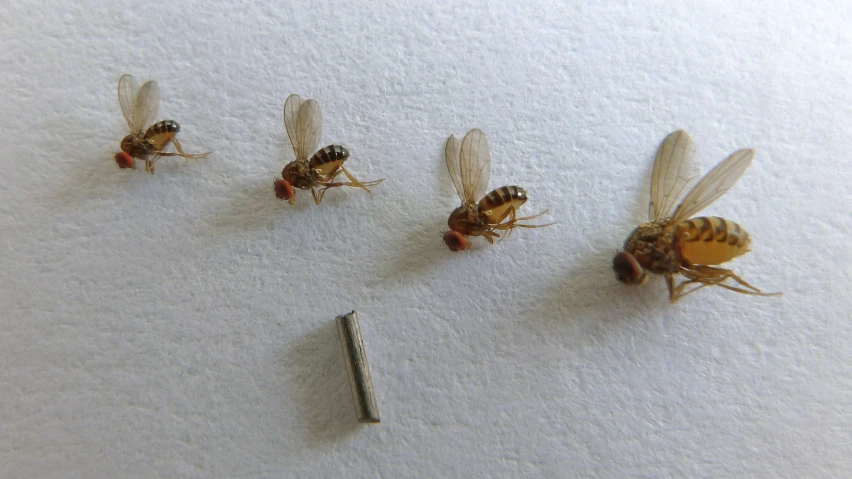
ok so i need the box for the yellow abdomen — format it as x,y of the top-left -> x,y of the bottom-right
479,185 -> 528,223
310,144 -> 349,176
144,120 -> 180,150
675,216 -> 751,266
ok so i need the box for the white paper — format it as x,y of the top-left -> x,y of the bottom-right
1,0 -> 850,477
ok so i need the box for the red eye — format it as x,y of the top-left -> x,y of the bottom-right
443,230 -> 468,251
115,151 -> 135,169
274,179 -> 294,200
613,251 -> 644,285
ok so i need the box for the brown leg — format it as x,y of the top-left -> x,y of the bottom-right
673,265 -> 782,301
666,273 -> 678,302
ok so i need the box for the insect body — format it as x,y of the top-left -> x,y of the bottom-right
612,130 -> 780,302
274,94 -> 383,205
442,129 -> 552,251
115,74 -> 210,173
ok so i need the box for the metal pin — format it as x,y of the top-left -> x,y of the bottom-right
335,311 -> 380,423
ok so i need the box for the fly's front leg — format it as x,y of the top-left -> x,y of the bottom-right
310,187 -> 322,205
312,180 -> 348,204
144,154 -> 161,174
481,229 -> 499,244
666,273 -> 680,302
667,273 -> 713,303
671,277 -> 714,302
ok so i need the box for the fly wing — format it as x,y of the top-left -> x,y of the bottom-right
118,74 -> 140,132
296,99 -> 322,162
283,94 -> 322,162
283,94 -> 306,159
649,130 -> 700,221
444,134 -> 465,203
459,128 -> 491,204
135,80 -> 160,132
670,147 -> 754,223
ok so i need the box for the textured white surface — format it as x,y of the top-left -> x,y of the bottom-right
1,0 -> 851,477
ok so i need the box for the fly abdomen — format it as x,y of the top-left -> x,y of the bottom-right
479,185 -> 528,223
144,120 -> 180,139
676,216 -> 751,266
309,144 -> 349,170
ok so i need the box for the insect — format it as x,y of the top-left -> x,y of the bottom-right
115,74 -> 210,173
442,128 -> 553,251
612,130 -> 780,302
274,94 -> 383,204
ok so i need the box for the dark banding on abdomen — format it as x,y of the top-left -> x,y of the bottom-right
310,144 -> 349,169
676,216 -> 751,266
479,185 -> 528,223
145,120 -> 180,138
480,185 -> 527,210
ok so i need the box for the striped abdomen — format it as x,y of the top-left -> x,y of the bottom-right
675,216 -> 751,266
478,185 -> 528,223
309,144 -> 349,176
144,120 -> 180,149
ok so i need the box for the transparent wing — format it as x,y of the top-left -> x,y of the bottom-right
135,80 -> 160,131
296,99 -> 322,161
670,148 -> 754,223
459,128 -> 491,203
118,74 -> 140,132
444,134 -> 465,202
649,130 -> 700,221
283,94 -> 322,162
283,94 -> 305,158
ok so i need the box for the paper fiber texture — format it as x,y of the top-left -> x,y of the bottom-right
0,0 -> 849,477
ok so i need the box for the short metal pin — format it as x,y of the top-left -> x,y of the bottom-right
335,311 -> 380,424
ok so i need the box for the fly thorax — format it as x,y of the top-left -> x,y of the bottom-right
624,221 -> 677,273
281,161 -> 316,189
623,222 -> 661,252
448,204 -> 486,236
120,134 -> 152,158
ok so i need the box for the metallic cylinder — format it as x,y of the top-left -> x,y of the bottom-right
335,311 -> 380,423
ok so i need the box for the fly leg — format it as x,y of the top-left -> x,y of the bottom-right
491,209 -> 555,241
314,167 -> 383,202
169,138 -> 211,162
312,180 -> 370,204
495,209 -> 518,243
665,273 -> 679,302
310,184 -> 348,205
672,265 -> 781,302
323,166 -> 384,197
144,154 -> 161,174
481,230 -> 500,244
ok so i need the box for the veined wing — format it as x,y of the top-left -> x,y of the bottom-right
649,130 -> 700,221
135,80 -> 160,132
118,74 -> 144,133
444,134 -> 465,203
459,128 -> 491,204
283,94 -> 322,162
670,147 -> 754,223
